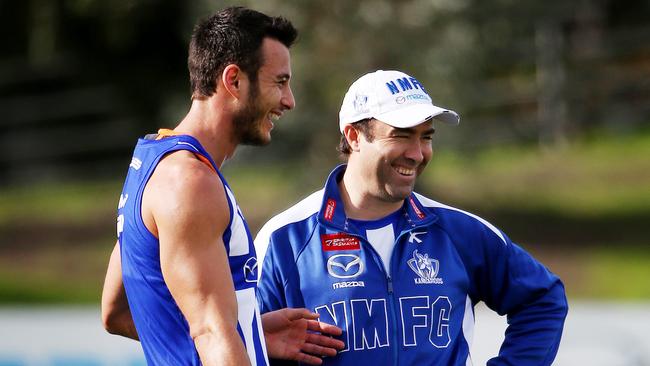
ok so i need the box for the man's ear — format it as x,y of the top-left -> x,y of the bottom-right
221,64 -> 246,100
342,124 -> 362,152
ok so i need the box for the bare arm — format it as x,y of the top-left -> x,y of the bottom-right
149,153 -> 250,366
100,241 -> 138,340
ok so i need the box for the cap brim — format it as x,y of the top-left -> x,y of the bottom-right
374,104 -> 460,128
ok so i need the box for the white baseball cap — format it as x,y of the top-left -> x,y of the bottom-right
338,70 -> 460,132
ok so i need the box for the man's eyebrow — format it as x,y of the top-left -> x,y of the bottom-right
391,127 -> 435,134
276,73 -> 291,81
392,127 -> 414,133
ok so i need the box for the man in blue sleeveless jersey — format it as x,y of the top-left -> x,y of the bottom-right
255,70 -> 568,365
101,7 -> 344,366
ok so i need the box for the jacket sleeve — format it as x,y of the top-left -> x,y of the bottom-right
489,241 -> 567,366
255,230 -> 302,366
255,232 -> 288,314
451,217 -> 568,365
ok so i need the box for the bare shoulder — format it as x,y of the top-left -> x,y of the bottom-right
145,150 -> 229,236
153,150 -> 222,190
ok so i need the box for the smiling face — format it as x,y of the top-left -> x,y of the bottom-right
233,37 -> 295,146
352,119 -> 434,203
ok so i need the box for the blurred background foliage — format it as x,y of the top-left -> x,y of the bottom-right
0,0 -> 648,303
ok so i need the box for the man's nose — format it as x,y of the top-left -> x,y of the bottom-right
403,141 -> 426,163
282,86 -> 295,110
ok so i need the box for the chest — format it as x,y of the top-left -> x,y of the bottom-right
296,228 -> 471,354
298,228 -> 469,307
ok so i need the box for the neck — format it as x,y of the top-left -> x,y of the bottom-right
339,165 -> 403,221
172,97 -> 238,169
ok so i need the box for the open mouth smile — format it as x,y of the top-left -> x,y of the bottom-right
394,166 -> 416,176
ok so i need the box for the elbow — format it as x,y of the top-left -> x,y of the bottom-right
559,283 -> 569,319
549,280 -> 569,322
101,305 -> 124,335
101,307 -> 117,334
101,304 -> 139,340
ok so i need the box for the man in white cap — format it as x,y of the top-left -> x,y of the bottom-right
255,70 -> 568,365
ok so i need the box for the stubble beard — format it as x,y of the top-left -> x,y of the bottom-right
232,82 -> 270,146
376,160 -> 423,203
378,182 -> 414,203
373,164 -> 411,203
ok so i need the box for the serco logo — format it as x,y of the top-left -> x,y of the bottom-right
327,254 -> 364,279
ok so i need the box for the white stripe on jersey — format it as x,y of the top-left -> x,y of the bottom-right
462,295 -> 475,366
225,185 -> 267,365
236,286 -> 268,366
254,294 -> 270,362
176,141 -> 201,152
225,186 -> 250,256
413,193 -> 507,245
254,189 -> 324,276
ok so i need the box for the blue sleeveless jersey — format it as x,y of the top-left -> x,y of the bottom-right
116,134 -> 269,366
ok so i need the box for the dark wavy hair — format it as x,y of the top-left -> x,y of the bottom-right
188,6 -> 298,98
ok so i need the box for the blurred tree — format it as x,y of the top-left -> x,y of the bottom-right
0,0 -> 648,184
0,0 -> 189,184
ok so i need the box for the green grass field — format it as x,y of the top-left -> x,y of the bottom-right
0,132 -> 648,303
421,132 -> 650,218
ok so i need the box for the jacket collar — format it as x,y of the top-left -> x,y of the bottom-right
317,164 -> 438,231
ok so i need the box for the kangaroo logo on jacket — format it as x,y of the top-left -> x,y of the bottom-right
408,250 -> 443,285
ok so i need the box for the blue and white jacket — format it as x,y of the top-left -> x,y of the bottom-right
255,165 -> 567,366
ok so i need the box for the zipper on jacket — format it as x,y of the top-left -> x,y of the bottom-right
386,274 -> 399,366
387,223 -> 433,366
351,233 -> 399,366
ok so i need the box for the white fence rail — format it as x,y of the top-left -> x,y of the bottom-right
0,301 -> 649,365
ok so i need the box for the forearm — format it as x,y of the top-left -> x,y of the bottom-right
194,329 -> 251,366
101,241 -> 138,340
